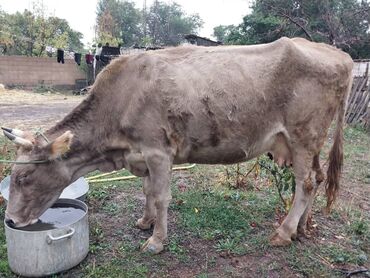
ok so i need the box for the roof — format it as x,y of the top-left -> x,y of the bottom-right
184,34 -> 222,45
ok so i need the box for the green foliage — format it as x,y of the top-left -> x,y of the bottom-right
350,218 -> 369,236
95,0 -> 203,47
258,155 -> 295,211
0,1 -> 83,56
213,25 -> 235,43
96,0 -> 140,46
218,0 -> 370,58
147,1 -> 203,46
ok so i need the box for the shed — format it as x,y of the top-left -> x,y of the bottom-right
184,34 -> 222,47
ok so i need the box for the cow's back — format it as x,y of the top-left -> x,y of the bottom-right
91,37 -> 353,164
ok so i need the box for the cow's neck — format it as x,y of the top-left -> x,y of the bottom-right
45,94 -> 126,181
45,94 -> 98,139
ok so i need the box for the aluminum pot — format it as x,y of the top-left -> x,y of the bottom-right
4,199 -> 89,277
0,176 -> 89,202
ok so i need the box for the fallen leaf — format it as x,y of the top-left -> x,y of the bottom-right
176,199 -> 184,205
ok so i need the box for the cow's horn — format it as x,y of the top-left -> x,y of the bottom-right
1,127 -> 25,137
3,130 -> 33,147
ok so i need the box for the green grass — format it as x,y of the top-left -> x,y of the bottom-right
0,137 -> 12,276
82,259 -> 148,278
172,186 -> 279,256
0,207 -> 11,277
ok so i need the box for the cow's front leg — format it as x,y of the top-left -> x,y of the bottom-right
140,150 -> 172,254
136,177 -> 156,230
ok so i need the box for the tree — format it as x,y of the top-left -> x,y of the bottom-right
96,0 -> 142,46
147,0 -> 203,46
95,0 -> 203,47
213,25 -> 235,43
0,2 -> 83,56
220,0 -> 370,58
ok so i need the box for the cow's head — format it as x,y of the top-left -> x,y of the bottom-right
2,127 -> 74,227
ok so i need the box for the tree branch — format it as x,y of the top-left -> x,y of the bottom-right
277,12 -> 313,41
266,4 -> 313,41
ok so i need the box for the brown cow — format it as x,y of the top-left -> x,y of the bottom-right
3,37 -> 353,254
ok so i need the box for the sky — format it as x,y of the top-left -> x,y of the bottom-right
0,0 -> 251,46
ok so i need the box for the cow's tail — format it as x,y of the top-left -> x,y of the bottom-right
325,76 -> 352,213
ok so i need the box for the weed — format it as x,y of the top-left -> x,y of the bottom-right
103,202 -> 120,215
214,237 -> 238,253
91,222 -> 104,239
350,218 -> 369,236
258,155 -> 295,211
321,244 -> 361,264
32,82 -> 56,93
83,261 -> 148,278
168,237 -> 186,256
88,188 -> 109,201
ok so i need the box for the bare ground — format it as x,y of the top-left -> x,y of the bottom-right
0,89 -> 84,129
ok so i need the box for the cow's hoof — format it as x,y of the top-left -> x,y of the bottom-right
269,231 -> 292,247
141,237 -> 164,254
291,231 -> 298,241
136,218 -> 155,230
297,226 -> 307,238
297,226 -> 312,240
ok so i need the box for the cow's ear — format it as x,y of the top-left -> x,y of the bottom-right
49,131 -> 74,159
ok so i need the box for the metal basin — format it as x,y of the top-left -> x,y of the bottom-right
4,198 -> 89,277
0,176 -> 89,201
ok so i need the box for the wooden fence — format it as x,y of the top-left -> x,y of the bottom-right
345,61 -> 370,130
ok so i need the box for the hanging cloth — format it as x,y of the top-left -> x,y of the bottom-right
85,54 -> 94,64
46,46 -> 53,57
74,53 -> 82,65
57,49 -> 64,64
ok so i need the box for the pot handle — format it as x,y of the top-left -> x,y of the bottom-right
46,228 -> 75,244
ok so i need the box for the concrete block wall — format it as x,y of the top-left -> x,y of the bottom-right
0,56 -> 86,89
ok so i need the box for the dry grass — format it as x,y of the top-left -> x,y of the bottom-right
0,88 -> 84,130
0,88 -> 84,105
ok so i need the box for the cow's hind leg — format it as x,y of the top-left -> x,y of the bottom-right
270,149 -> 314,246
140,150 -> 172,254
297,154 -> 325,238
136,177 -> 157,230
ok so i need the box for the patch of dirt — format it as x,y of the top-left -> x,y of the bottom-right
0,89 -> 84,129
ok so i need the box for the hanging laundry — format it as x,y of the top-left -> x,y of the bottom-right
46,46 -> 53,57
74,53 -> 82,65
57,49 -> 64,64
95,43 -> 103,61
85,54 -> 94,64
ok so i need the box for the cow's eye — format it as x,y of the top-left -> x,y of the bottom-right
16,175 -> 27,186
16,170 -> 34,186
